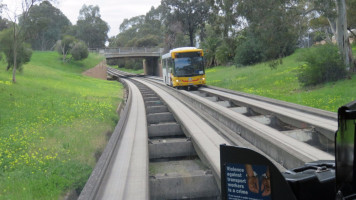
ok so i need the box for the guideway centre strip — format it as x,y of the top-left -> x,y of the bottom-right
132,80 -> 219,199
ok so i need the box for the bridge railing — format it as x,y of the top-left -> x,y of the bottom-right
89,47 -> 164,55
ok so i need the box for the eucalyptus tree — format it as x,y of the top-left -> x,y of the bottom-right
76,5 -> 109,48
161,0 -> 210,47
236,0 -> 301,65
109,6 -> 165,48
311,0 -> 355,71
19,1 -> 71,51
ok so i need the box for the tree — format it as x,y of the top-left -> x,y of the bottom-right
2,0 -> 46,83
55,35 -> 75,62
0,28 -> 32,71
55,35 -> 88,62
311,0 -> 355,71
19,1 -> 71,50
76,5 -> 109,48
236,0 -> 300,65
109,6 -> 165,48
162,0 -> 209,47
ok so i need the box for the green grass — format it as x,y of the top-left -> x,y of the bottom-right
206,48 -> 356,112
0,52 -> 122,199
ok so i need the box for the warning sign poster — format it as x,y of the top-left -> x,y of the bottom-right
225,163 -> 271,200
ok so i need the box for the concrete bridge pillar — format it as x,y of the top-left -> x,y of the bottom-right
143,57 -> 162,76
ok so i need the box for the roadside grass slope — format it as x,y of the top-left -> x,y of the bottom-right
206,47 -> 356,112
0,52 -> 122,199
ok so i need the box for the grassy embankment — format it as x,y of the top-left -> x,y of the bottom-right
0,51 -> 122,199
206,47 -> 356,112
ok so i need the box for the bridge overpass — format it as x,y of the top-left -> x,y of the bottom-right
101,47 -> 164,76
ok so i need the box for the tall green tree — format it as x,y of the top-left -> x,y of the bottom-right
161,0 -> 209,47
76,5 -> 109,48
109,6 -> 165,48
236,0 -> 300,65
207,0 -> 239,38
19,1 -> 71,50
2,0 -> 46,83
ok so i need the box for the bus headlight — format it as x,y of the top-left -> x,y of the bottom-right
202,78 -> 205,81
176,80 -> 179,82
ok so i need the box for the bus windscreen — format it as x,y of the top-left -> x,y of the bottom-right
174,53 -> 204,77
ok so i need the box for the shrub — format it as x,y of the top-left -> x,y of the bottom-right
297,44 -> 347,86
70,41 -> 89,61
234,36 -> 264,66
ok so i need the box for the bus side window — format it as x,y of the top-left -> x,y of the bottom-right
168,58 -> 173,75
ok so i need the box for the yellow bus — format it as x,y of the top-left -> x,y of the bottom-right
162,47 -> 206,88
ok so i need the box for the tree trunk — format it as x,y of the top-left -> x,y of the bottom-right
62,46 -> 66,62
335,0 -> 353,70
12,24 -> 17,83
189,27 -> 194,47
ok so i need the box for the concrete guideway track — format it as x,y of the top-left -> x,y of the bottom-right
79,79 -> 149,200
140,77 -> 334,169
86,68 -> 337,199
107,68 -> 335,168
134,78 -> 230,181
132,80 -> 220,199
79,75 -> 223,199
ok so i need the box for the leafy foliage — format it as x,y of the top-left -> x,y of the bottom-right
109,6 -> 165,48
55,35 -> 76,62
75,5 -> 109,48
70,40 -> 89,61
236,0 -> 299,67
201,36 -> 221,68
0,16 -> 11,32
234,31 -> 264,66
0,28 -> 32,71
161,0 -> 209,47
297,44 -> 347,86
216,38 -> 236,66
20,1 -> 71,50
55,35 -> 88,62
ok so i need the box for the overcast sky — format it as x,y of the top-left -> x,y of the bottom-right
1,0 -> 162,37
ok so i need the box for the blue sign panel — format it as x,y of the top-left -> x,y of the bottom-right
225,163 -> 271,200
